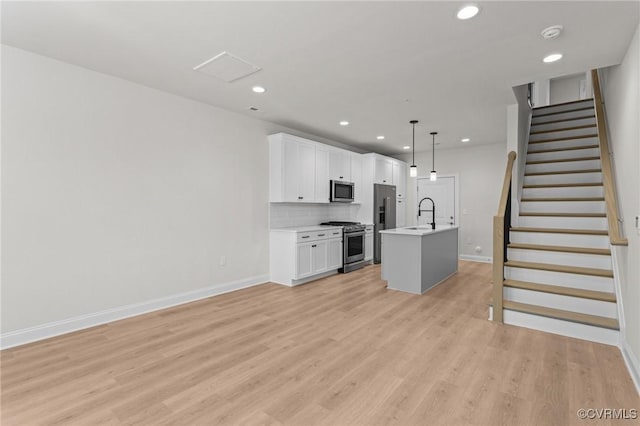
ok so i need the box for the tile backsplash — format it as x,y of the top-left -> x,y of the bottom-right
270,203 -> 362,228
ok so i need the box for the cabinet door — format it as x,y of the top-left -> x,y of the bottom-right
375,157 -> 393,184
396,199 -> 406,228
350,154 -> 363,203
364,233 -> 374,261
283,138 -> 300,202
315,146 -> 330,203
393,161 -> 407,199
296,242 -> 314,278
311,240 -> 328,274
330,149 -> 351,181
298,141 -> 316,202
327,238 -> 343,270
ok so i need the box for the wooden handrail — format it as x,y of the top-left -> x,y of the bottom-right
493,151 -> 517,323
591,69 -> 628,246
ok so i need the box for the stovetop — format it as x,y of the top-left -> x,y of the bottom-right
320,221 -> 366,232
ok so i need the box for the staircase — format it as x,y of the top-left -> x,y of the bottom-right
499,98 -> 621,345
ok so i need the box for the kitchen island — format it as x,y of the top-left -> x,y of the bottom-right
379,226 -> 458,294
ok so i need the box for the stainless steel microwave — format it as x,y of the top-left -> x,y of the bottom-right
330,180 -> 355,203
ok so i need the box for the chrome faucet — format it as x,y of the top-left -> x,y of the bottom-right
418,197 -> 436,230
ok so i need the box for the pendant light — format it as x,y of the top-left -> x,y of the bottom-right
430,131 -> 438,181
409,120 -> 418,177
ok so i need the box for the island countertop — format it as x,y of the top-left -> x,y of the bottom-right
379,225 -> 458,236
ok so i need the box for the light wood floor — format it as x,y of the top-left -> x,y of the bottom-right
2,261 -> 638,425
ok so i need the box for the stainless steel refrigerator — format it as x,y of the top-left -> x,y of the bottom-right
373,183 -> 396,264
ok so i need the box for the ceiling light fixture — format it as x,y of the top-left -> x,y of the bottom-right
541,25 -> 563,40
457,5 -> 480,20
403,145 -> 411,150
430,132 -> 438,181
377,135 -> 385,140
340,121 -> 349,126
543,53 -> 563,63
461,138 -> 470,143
409,120 -> 418,177
252,86 -> 266,93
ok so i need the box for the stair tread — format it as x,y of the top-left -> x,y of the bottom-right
523,182 -> 602,188
530,124 -> 596,135
525,169 -> 601,176
531,115 -> 596,126
503,300 -> 619,330
521,197 -> 604,202
510,227 -> 608,236
504,260 -> 613,277
529,134 -> 598,144
532,106 -> 595,119
526,156 -> 600,165
520,212 -> 605,217
532,99 -> 594,110
528,145 -> 599,154
507,242 -> 610,255
504,279 -> 616,302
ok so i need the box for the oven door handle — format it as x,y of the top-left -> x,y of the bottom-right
345,231 -> 365,237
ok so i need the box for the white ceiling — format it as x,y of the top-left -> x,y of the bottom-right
2,1 -> 638,155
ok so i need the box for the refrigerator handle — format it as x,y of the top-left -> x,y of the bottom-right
384,197 -> 390,227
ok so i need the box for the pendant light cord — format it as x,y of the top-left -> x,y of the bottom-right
412,123 -> 416,166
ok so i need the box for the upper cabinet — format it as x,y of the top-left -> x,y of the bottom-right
315,145 -> 331,203
270,133 -> 317,202
350,153 -> 363,204
329,148 -> 352,182
392,161 -> 407,199
374,157 -> 393,185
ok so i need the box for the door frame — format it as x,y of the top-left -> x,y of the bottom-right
414,174 -> 460,227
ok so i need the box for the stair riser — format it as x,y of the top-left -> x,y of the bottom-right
517,216 -> 607,230
505,267 -> 613,292
503,310 -> 619,346
524,172 -> 602,186
520,201 -> 605,214
522,186 -> 604,198
531,117 -> 596,132
532,108 -> 595,123
532,100 -> 594,116
504,287 -> 617,318
529,128 -> 597,142
509,232 -> 610,249
525,159 -> 601,174
526,147 -> 600,162
507,248 -> 612,269
528,137 -> 599,152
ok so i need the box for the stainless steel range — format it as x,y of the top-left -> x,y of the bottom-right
320,221 -> 367,273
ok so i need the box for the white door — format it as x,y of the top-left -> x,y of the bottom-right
416,176 -> 456,227
315,146 -> 330,203
296,243 -> 313,278
298,141 -> 316,202
327,238 -> 343,270
375,158 -> 393,184
311,241 -> 328,274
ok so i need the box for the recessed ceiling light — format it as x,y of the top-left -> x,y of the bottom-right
457,5 -> 480,20
403,145 -> 411,150
543,53 -> 563,63
461,138 -> 471,143
339,121 -> 349,126
252,86 -> 266,93
377,135 -> 385,140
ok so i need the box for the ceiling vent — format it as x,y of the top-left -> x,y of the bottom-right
541,25 -> 563,40
193,51 -> 261,83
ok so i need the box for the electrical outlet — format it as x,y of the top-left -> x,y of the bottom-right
219,256 -> 226,266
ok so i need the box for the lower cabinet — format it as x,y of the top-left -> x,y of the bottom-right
397,198 -> 406,228
270,228 -> 343,286
364,225 -> 374,261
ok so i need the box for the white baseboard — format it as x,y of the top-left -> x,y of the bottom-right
621,340 -> 640,396
459,254 -> 492,263
0,274 -> 269,350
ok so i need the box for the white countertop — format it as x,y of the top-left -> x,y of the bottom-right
379,225 -> 458,236
270,225 -> 344,233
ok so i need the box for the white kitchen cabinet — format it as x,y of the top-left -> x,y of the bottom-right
270,227 -> 343,286
329,148 -> 351,182
269,134 -> 316,202
315,145 -> 331,203
393,161 -> 407,199
396,199 -> 406,228
364,227 -> 374,261
350,153 -> 363,203
375,157 -> 393,185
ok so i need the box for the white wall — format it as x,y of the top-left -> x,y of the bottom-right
601,24 -> 640,387
0,46 -> 359,335
550,73 -> 585,104
397,143 -> 507,261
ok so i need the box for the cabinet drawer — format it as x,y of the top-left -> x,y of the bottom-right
297,229 -> 342,243
365,225 -> 374,233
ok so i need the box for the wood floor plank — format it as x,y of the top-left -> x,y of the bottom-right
1,262 -> 637,426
